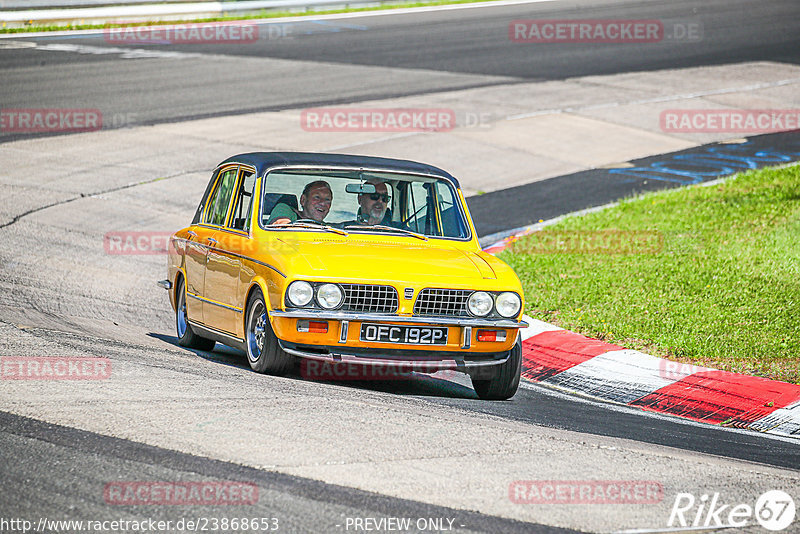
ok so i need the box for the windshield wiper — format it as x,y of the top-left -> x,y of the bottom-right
344,224 -> 429,241
269,221 -> 348,236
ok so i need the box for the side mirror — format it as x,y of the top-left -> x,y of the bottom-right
345,183 -> 377,194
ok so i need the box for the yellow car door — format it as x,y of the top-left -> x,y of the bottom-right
203,168 -> 256,336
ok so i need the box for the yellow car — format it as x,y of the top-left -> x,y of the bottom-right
160,152 -> 528,399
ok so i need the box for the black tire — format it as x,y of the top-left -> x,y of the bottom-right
175,278 -> 215,351
471,335 -> 522,400
245,288 -> 294,375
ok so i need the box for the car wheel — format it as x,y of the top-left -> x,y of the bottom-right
471,335 -> 522,400
245,288 -> 294,375
175,278 -> 215,351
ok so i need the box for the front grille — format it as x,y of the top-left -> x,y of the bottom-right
413,288 -> 471,316
340,284 -> 398,313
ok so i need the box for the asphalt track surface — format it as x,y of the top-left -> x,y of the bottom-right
471,129 -> 800,237
0,411 -> 566,534
1,0 -> 799,139
2,0 -> 800,532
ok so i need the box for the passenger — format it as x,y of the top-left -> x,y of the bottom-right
268,180 -> 332,224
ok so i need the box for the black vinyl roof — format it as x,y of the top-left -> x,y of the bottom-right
217,152 -> 459,187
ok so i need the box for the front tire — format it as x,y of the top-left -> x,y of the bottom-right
175,278 -> 215,351
245,289 -> 294,375
471,335 -> 522,400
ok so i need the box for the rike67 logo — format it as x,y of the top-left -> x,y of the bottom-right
668,490 -> 796,531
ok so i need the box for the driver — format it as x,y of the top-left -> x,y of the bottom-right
267,180 -> 332,224
353,179 -> 391,226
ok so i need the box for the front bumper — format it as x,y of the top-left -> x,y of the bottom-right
279,341 -> 510,374
270,310 -> 525,370
270,309 -> 528,329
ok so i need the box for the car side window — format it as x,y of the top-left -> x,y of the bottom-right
203,167 -> 238,226
405,182 -> 430,233
435,182 -> 467,238
228,170 -> 256,231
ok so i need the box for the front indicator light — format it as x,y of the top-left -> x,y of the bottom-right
495,292 -> 521,318
297,320 -> 328,333
316,283 -> 343,309
467,291 -> 493,316
287,281 -> 313,307
477,329 -> 507,342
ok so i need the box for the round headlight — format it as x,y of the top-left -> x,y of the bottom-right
467,291 -> 493,316
495,292 -> 521,318
287,281 -> 313,307
316,283 -> 343,309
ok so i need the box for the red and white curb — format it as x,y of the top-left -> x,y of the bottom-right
518,316 -> 800,438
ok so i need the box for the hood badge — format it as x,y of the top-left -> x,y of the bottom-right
404,288 -> 414,300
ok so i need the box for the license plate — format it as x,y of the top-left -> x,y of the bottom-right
360,323 -> 448,345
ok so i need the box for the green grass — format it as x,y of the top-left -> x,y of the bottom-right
500,164 -> 800,384
0,0 -> 496,34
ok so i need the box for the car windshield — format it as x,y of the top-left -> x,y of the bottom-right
260,169 -> 470,239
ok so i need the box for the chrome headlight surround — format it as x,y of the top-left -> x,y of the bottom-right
286,280 -> 314,307
316,283 -> 344,310
495,292 -> 521,318
467,291 -> 494,317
